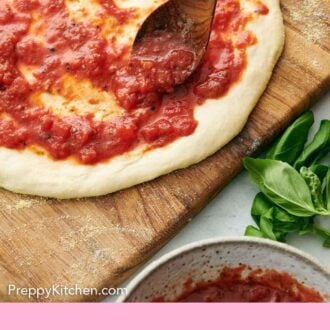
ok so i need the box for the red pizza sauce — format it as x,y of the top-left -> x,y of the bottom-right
113,31 -> 196,110
154,266 -> 325,303
0,0 -> 268,164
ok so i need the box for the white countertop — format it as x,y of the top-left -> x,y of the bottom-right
107,92 -> 330,302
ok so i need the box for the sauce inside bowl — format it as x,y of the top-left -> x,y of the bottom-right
154,265 -> 324,302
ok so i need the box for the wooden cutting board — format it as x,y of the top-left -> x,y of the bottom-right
0,0 -> 329,302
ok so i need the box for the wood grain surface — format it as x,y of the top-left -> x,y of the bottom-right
0,0 -> 329,302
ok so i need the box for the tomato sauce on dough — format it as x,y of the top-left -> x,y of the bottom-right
0,0 -> 268,164
154,266 -> 325,303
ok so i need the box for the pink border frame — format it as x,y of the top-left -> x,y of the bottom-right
1,303 -> 328,329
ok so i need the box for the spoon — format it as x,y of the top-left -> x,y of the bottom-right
133,0 -> 217,85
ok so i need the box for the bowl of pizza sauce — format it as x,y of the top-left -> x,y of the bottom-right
119,237 -> 330,302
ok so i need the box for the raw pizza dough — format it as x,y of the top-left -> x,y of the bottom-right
0,0 -> 285,198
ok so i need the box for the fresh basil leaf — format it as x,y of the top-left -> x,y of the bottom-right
250,195 -> 313,240
249,194 -> 305,241
273,207 -> 300,223
273,216 -> 311,235
294,120 -> 330,169
309,164 -> 329,182
245,203 -> 314,242
263,208 -> 306,241
245,226 -> 265,238
298,221 -> 314,236
251,193 -> 273,224
267,111 -> 314,165
300,167 -> 326,212
324,238 -> 330,248
314,225 -> 330,238
325,168 -> 330,210
314,226 -> 330,248
244,158 -> 318,217
260,209 -> 277,240
310,147 -> 330,166
299,229 -> 313,236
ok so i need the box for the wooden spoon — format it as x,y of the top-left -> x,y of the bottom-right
133,0 -> 217,85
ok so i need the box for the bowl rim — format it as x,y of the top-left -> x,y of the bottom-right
117,236 -> 330,302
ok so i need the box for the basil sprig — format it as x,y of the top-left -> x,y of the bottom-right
294,119 -> 330,169
267,111 -> 314,165
244,112 -> 330,247
244,158 -> 326,217
245,193 -> 312,241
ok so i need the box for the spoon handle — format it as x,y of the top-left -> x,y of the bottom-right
177,0 -> 217,48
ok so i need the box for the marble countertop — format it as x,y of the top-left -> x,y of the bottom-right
107,92 -> 330,302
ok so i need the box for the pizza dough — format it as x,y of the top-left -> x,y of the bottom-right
0,0 -> 285,198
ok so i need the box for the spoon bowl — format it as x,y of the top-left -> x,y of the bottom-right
133,0 -> 217,85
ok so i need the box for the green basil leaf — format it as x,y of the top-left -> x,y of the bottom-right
260,209 -> 277,240
246,201 -> 314,243
251,193 -> 273,224
273,207 -> 301,223
244,158 -> 318,217
299,230 -> 313,236
314,225 -> 330,238
298,221 -> 314,236
300,167 -> 326,212
294,120 -> 330,169
324,239 -> 330,248
309,164 -> 329,182
314,226 -> 330,248
267,111 -> 314,164
310,147 -> 330,166
249,194 -> 305,241
272,217 -> 310,234
245,225 -> 265,238
325,168 -> 330,210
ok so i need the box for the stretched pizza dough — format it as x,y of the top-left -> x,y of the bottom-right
0,0 -> 285,198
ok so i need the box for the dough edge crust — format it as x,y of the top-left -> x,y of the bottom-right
0,0 -> 285,199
